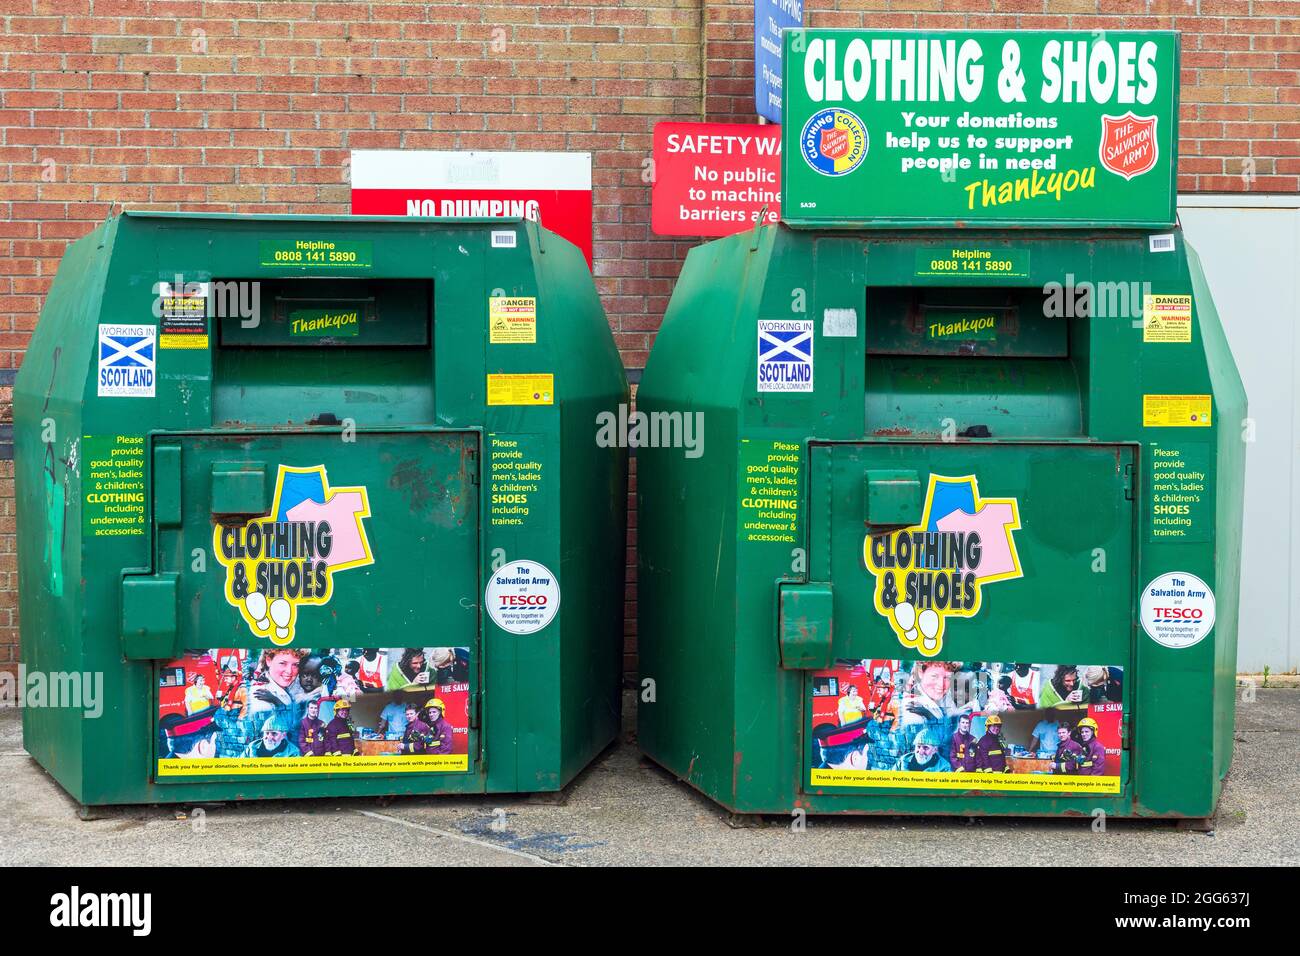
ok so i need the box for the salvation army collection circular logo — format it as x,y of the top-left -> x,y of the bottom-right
801,108 -> 869,177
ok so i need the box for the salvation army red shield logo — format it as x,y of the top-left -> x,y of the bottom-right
820,127 -> 849,162
1099,113 -> 1159,180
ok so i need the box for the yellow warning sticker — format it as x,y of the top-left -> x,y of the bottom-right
489,296 -> 537,344
1143,394 -> 1212,427
1143,294 -> 1193,343
487,373 -> 553,406
159,334 -> 210,350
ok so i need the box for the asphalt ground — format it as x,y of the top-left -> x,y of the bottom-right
1,686 -> 1296,866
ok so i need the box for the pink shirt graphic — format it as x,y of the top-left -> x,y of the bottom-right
936,502 -> 1018,579
286,491 -> 368,566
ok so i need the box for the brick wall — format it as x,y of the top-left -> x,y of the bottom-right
1,1 -> 1296,677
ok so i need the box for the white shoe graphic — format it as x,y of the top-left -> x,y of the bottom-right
270,598 -> 292,642
918,609 -> 940,653
245,591 -> 271,631
893,601 -> 919,645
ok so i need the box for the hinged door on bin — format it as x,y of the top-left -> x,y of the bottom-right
802,441 -> 1134,798
139,429 -> 482,784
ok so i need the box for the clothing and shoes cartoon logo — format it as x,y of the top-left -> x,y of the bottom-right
864,474 -> 1022,658
214,465 -> 372,646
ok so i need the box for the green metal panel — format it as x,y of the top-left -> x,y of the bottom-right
639,220 -> 1244,819
864,469 -> 923,527
15,212 -> 628,806
778,583 -> 834,670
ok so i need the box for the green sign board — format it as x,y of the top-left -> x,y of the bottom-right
915,246 -> 1030,279
258,238 -> 373,268
781,30 -> 1179,228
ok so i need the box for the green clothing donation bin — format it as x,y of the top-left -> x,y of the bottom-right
637,29 -> 1246,820
16,212 -> 626,806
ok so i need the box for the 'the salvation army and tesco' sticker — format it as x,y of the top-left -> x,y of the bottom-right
1140,571 -> 1216,649
485,560 -> 560,634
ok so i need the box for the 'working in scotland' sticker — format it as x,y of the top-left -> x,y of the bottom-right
757,319 -> 814,393
98,324 -> 156,398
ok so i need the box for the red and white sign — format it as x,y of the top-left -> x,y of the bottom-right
351,150 -> 593,266
651,121 -> 781,237
1099,113 -> 1159,181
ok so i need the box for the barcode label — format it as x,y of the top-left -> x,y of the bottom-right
491,231 -> 518,249
1149,233 -> 1175,253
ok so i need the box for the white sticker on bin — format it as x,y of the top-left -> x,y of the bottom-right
486,560 -> 560,634
822,308 -> 858,337
1140,571 -> 1215,649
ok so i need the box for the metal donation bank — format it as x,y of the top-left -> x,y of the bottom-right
638,30 -> 1246,821
15,212 -> 627,807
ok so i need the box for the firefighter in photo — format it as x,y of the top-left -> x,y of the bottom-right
242,715 -> 300,758
893,728 -> 952,772
1074,717 -> 1107,776
216,657 -> 244,713
422,698 -> 456,755
866,661 -> 896,720
949,713 -> 978,772
1052,723 -> 1083,775
975,713 -> 1010,773
813,718 -> 872,771
400,701 -> 435,755
298,699 -> 327,757
323,698 -> 360,756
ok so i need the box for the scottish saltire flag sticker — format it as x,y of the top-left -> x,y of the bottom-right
97,324 -> 156,398
757,319 -> 814,393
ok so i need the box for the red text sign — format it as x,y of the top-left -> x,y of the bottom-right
651,122 -> 781,237
351,150 -> 593,266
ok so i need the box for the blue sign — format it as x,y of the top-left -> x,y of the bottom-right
754,0 -> 803,123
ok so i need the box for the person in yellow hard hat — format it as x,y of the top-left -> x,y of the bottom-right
323,698 -> 359,756
1074,716 -> 1107,776
975,713 -> 1010,773
420,697 -> 456,755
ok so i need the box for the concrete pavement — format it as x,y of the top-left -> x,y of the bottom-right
2,687 -> 1296,866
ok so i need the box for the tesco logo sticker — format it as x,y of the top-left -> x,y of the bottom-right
485,560 -> 560,635
1140,571 -> 1215,649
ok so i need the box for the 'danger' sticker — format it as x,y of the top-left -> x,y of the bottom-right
865,475 -> 1022,658
214,465 -> 373,646
486,560 -> 560,634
